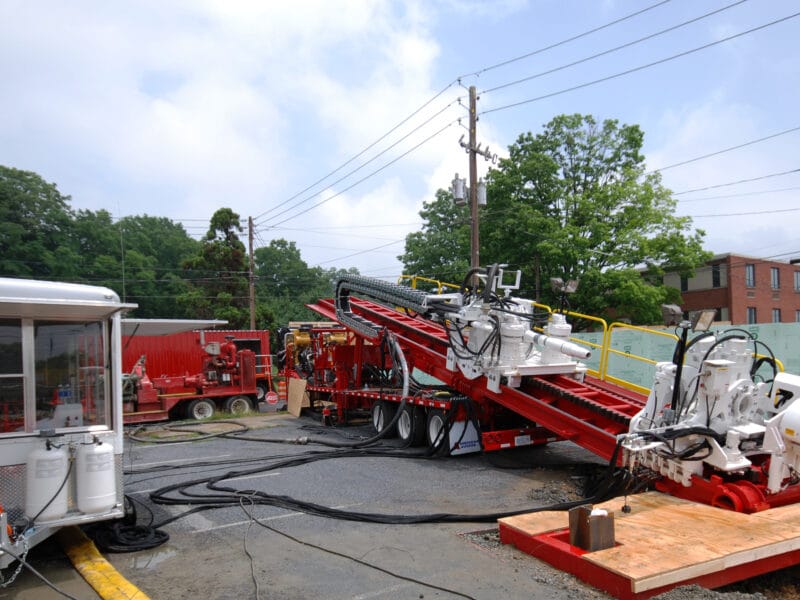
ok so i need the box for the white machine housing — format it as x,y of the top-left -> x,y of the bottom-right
443,268 -> 591,393
622,331 -> 800,493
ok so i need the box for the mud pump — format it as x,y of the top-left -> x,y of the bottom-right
620,307 -> 800,511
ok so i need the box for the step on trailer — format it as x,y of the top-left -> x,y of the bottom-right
0,277 -> 134,569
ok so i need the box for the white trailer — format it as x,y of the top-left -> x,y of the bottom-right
0,277 -> 134,568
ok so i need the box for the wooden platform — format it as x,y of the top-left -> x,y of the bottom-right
498,492 -> 800,599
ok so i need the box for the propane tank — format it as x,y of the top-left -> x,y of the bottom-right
25,443 -> 69,521
76,439 -> 116,514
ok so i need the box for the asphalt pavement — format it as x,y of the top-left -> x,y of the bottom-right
1,413 -> 613,600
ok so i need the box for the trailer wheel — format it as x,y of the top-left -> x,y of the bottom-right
371,400 -> 397,437
186,398 -> 215,421
426,409 -> 449,454
225,395 -> 253,415
397,404 -> 425,446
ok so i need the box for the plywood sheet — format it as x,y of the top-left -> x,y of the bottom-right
287,378 -> 310,417
499,491 -> 800,595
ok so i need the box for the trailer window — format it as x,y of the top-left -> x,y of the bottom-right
34,321 -> 108,430
0,319 -> 24,433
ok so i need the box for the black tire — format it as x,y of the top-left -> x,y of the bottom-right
186,398 -> 215,421
397,404 -> 426,446
426,408 -> 450,454
256,383 -> 268,402
225,395 -> 253,415
371,400 -> 397,437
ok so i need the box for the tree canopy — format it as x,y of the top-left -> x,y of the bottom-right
400,114 -> 711,325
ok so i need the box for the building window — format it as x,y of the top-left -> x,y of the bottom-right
680,276 -> 688,292
712,264 -> 721,288
747,307 -> 757,324
745,264 -> 755,288
771,267 -> 780,290
796,309 -> 800,323
772,308 -> 781,323
795,271 -> 800,292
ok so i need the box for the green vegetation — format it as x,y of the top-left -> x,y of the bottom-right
400,114 -> 711,325
1,113 -> 711,329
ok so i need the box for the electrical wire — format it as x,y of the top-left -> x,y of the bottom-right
481,0 -> 748,95
254,108 -> 458,228
260,121 -> 456,229
461,0 -> 672,79
672,167 -> 800,195
650,125 -> 800,173
481,11 -> 800,116
237,497 -> 480,600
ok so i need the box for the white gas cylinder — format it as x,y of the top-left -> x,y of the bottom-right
76,441 -> 116,513
25,445 -> 69,521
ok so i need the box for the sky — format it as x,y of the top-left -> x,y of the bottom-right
1,0 -> 798,282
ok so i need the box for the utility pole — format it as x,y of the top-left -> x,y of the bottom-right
248,216 -> 256,330
468,85 -> 479,272
456,85 -> 495,275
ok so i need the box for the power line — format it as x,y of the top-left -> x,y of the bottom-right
261,121 -> 456,229
253,103 -> 458,228
314,239 -> 405,266
253,0 -> 675,230
482,0 -> 747,95
460,0 -> 673,79
675,186 -> 800,203
651,125 -> 800,173
252,90 -> 460,224
480,11 -> 800,116
672,168 -> 800,195
687,207 -> 800,218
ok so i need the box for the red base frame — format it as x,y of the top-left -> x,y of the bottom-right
499,524 -> 800,599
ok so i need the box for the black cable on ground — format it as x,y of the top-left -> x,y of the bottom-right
237,497 -> 480,600
126,420 -> 250,444
148,444 -> 632,525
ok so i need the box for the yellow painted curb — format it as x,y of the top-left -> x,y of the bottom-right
56,526 -> 151,600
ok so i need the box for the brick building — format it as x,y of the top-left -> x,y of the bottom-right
663,253 -> 800,325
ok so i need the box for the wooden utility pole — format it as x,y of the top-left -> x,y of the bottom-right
468,85 -> 479,272
248,216 -> 256,330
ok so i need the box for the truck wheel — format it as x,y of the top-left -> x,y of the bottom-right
397,404 -> 425,446
426,409 -> 449,454
371,400 -> 397,437
225,395 -> 253,415
256,383 -> 268,401
186,398 -> 215,421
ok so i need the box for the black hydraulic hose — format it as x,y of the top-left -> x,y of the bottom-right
483,264 -> 500,302
149,446 -> 625,525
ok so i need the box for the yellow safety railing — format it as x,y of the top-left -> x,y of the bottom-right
399,275 -> 461,294
396,276 -> 785,395
601,323 -> 679,395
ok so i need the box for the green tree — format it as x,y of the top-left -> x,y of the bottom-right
254,239 -> 356,331
401,114 -> 711,325
0,166 -> 78,278
397,189 -> 471,282
116,215 -> 199,317
180,208 -> 250,326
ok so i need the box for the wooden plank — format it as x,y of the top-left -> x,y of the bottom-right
499,491 -> 800,596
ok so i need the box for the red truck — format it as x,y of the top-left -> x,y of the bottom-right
121,321 -> 275,423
